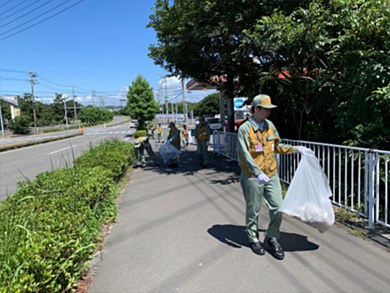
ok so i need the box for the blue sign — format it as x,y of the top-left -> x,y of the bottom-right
234,98 -> 245,109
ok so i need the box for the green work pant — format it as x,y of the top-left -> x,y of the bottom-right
157,132 -> 162,143
181,138 -> 188,150
135,147 -> 146,166
240,172 -> 283,243
197,141 -> 208,165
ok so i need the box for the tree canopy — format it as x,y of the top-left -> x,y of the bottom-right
148,0 -> 390,149
244,0 -> 390,148
193,93 -> 226,116
147,0 -> 311,131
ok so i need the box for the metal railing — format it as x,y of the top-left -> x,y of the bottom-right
212,131 -> 390,230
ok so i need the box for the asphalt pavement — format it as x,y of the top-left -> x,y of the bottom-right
88,138 -> 390,293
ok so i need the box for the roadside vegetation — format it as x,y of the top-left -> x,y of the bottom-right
2,93 -> 114,135
0,139 -> 134,291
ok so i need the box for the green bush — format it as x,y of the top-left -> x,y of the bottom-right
133,130 -> 147,138
74,139 -> 134,180
7,115 -> 31,134
0,139 -> 135,292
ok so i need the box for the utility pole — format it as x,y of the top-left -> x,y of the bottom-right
175,99 -> 178,122
92,89 -> 95,107
158,86 -> 162,117
72,86 -> 77,124
29,71 -> 38,133
171,100 -> 174,122
64,99 -> 68,129
164,77 -> 169,123
182,78 -> 187,125
100,96 -> 104,110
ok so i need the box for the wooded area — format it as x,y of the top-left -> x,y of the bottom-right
147,0 -> 390,150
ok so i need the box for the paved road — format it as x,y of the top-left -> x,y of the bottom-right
0,120 -> 136,201
89,138 -> 390,293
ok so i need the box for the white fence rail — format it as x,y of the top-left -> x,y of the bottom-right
212,131 -> 390,230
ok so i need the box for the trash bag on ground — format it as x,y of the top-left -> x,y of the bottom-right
279,152 -> 335,233
159,143 -> 182,164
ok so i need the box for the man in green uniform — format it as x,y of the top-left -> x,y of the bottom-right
150,122 -> 156,139
166,121 -> 181,167
181,123 -> 189,151
157,122 -> 163,143
238,94 -> 313,260
195,116 -> 211,168
134,136 -> 160,167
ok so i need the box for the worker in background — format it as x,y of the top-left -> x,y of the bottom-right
157,121 -> 163,143
181,123 -> 189,151
150,122 -> 156,139
237,113 -> 251,131
166,121 -> 181,167
195,116 -> 211,168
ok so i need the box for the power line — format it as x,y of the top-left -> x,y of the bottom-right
1,0 -> 73,35
36,80 -> 71,91
0,1 -> 13,9
0,0 -> 85,41
0,67 -> 28,74
0,0 -> 55,29
0,0 -> 30,18
0,77 -> 27,81
38,73 -> 72,88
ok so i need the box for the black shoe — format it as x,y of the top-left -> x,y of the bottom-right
154,162 -> 160,166
202,164 -> 208,168
265,238 -> 284,260
199,160 -> 203,166
250,242 -> 265,255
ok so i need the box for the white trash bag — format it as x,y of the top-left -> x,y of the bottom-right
188,130 -> 193,144
159,143 -> 182,164
279,152 -> 335,233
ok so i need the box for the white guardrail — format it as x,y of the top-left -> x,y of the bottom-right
212,131 -> 390,230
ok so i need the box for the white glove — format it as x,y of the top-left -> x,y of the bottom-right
257,173 -> 270,184
206,141 -> 209,146
298,146 -> 314,156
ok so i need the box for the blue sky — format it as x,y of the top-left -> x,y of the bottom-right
0,0 -> 214,107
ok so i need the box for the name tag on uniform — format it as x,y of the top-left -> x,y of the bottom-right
255,145 -> 264,152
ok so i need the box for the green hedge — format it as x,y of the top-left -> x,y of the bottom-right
133,130 -> 147,138
0,139 -> 134,292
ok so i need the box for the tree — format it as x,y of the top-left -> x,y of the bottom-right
193,93 -> 226,116
8,115 -> 31,134
79,107 -> 113,124
126,75 -> 158,130
147,0 -> 310,131
244,0 -> 390,148
51,93 -> 68,124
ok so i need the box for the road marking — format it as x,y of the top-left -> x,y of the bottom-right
49,145 -> 77,155
0,136 -> 82,155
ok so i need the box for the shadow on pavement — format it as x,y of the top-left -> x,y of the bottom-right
141,140 -> 240,180
208,224 -> 319,252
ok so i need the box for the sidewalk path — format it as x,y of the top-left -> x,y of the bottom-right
89,139 -> 390,293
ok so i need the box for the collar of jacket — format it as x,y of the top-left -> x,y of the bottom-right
249,117 -> 269,132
